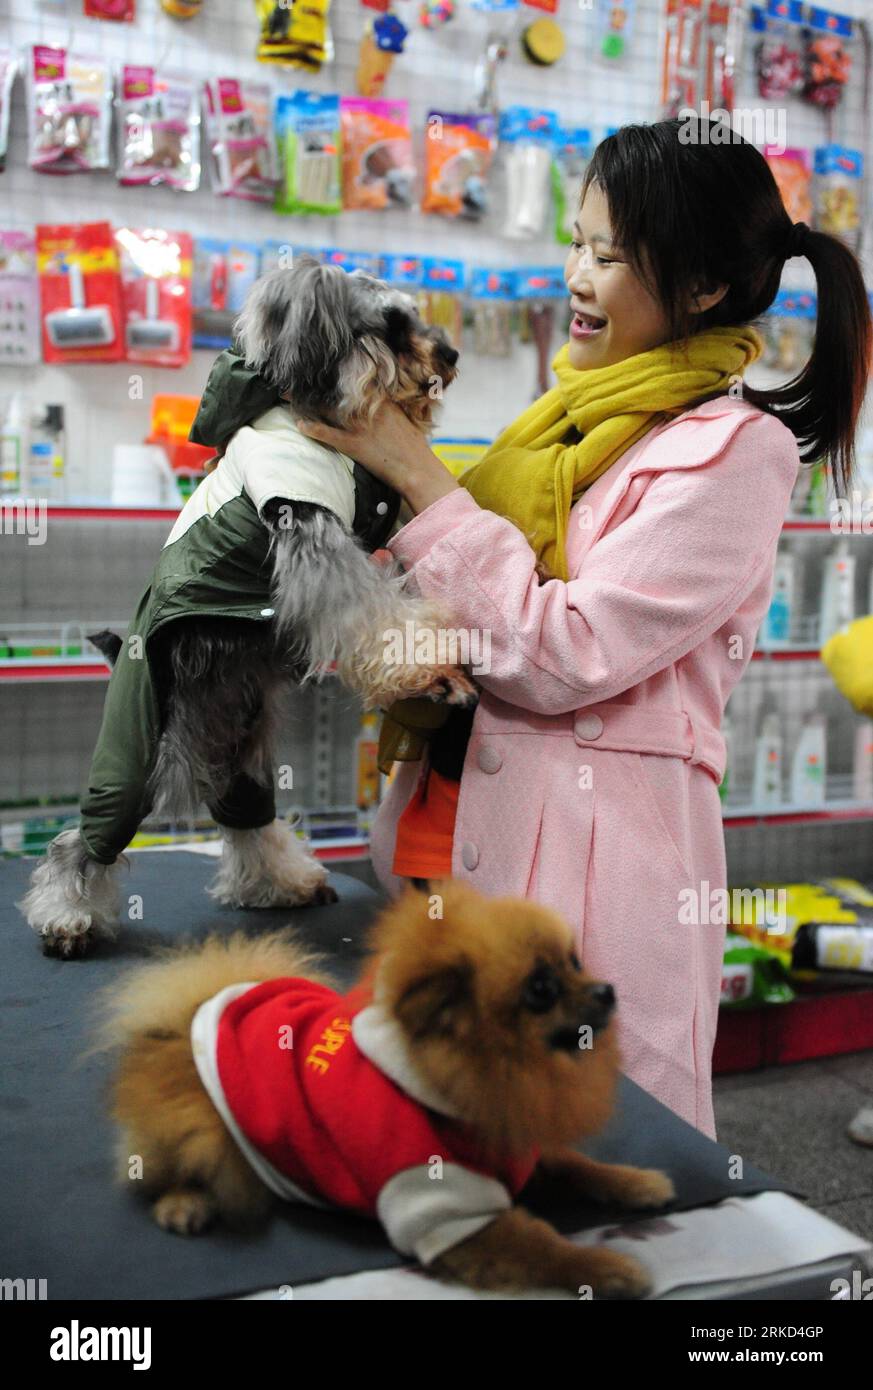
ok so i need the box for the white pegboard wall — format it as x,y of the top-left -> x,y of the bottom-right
1,0 -> 873,492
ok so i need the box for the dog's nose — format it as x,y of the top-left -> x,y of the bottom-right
590,983 -> 616,1011
441,345 -> 459,367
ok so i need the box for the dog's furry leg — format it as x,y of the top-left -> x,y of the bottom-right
16,828 -> 122,958
208,819 -> 336,910
265,502 -> 479,708
532,1149 -> 675,1210
430,1207 -> 652,1298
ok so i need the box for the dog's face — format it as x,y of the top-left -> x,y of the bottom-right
232,254 -> 459,434
365,879 -> 621,1155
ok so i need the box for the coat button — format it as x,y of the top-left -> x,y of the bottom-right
574,713 -> 604,740
376,501 -> 388,515
462,842 -> 479,870
476,745 -> 502,774
260,608 -> 275,618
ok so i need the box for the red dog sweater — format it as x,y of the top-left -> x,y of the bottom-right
191,977 -> 539,1265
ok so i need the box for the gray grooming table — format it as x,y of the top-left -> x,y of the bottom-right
1,850 -> 869,1301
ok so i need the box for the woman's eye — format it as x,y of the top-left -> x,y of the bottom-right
595,256 -> 614,266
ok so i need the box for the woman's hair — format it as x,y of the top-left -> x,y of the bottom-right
580,119 -> 872,496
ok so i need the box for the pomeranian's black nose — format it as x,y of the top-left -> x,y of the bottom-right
590,983 -> 616,1012
441,345 -> 459,367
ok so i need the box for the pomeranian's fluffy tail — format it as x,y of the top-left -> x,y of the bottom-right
91,930 -> 334,1054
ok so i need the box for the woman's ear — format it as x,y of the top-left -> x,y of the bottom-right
689,282 -> 730,316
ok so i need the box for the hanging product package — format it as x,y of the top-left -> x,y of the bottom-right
660,0 -> 704,117
26,44 -> 113,174
416,257 -> 465,348
191,238 -> 260,350
802,6 -> 854,111
204,77 -> 279,203
275,90 -> 341,215
500,106 -> 559,240
594,0 -> 636,61
84,0 -> 136,18
421,110 -> 496,221
753,0 -> 805,100
760,289 -> 816,374
705,0 -> 746,108
36,221 -> 124,363
764,144 -> 812,226
115,227 -> 193,368
340,95 -> 415,210
117,65 -> 200,191
0,49 -> 16,173
814,145 -> 862,249
254,0 -> 333,71
0,230 -> 41,367
470,267 -> 515,359
551,126 -> 591,244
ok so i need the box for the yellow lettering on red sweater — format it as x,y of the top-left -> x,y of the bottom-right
305,1016 -> 352,1074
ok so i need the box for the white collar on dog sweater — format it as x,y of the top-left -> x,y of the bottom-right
351,1004 -> 464,1122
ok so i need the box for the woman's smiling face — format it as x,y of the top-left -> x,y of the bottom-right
564,181 -> 673,370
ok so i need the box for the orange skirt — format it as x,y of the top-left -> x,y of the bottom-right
391,765 -> 460,879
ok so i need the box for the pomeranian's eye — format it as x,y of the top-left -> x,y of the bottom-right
522,964 -> 562,1014
570,952 -> 582,973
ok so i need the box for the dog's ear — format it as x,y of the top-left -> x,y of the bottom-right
233,259 -> 354,411
383,304 -> 414,357
394,962 -> 473,1041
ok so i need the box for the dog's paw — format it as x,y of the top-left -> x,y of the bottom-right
586,1251 -> 653,1301
607,1165 -> 676,1210
153,1190 -> 215,1236
39,916 -> 97,959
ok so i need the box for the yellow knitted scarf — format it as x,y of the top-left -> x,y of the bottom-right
377,324 -> 764,773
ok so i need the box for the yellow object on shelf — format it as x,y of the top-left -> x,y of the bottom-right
821,614 -> 873,716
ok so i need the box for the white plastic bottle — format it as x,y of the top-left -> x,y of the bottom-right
790,713 -> 827,807
752,709 -> 783,808
0,393 -> 30,497
818,540 -> 855,646
760,551 -> 795,649
853,720 -> 873,802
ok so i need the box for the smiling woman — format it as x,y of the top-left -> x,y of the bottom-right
296,118 -> 872,1138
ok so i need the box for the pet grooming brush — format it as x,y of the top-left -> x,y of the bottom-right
126,278 -> 179,354
45,260 -> 115,349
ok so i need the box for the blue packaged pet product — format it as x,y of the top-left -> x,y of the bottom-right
275,90 -> 341,217
192,238 -> 260,350
470,267 -> 516,357
551,126 -> 592,245
500,106 -> 560,240
813,145 -> 862,250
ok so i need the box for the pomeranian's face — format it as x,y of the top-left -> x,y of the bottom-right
366,879 -> 621,1154
233,255 -> 459,434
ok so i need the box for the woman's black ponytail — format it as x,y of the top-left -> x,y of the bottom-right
583,120 -> 873,498
743,224 -> 871,498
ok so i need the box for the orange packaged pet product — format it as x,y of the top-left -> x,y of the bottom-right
340,95 -> 415,210
764,144 -> 812,226
421,110 -> 496,220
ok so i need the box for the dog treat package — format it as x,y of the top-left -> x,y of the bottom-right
323,247 -> 383,276
340,95 -> 415,210
356,12 -> 408,98
204,77 -> 279,203
115,228 -> 193,369
0,230 -> 42,367
470,267 -> 515,358
802,5 -> 853,110
760,289 -> 815,374
415,256 -> 465,347
500,106 -> 560,240
254,0 -> 333,71
26,44 -> 113,175
752,0 -> 805,99
813,145 -> 862,249
721,933 -> 794,1009
36,221 -> 124,363
421,110 -> 496,221
84,0 -> 136,18
0,49 -> 16,174
275,90 -> 341,215
764,144 -> 812,226
551,125 -> 591,244
117,66 -> 201,192
191,237 -> 259,349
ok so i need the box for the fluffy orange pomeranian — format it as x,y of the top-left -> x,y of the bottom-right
97,877 -> 674,1297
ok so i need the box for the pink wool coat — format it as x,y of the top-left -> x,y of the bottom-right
369,397 -> 800,1139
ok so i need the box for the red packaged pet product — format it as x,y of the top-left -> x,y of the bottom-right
84,0 -> 136,18
37,222 -> 124,363
115,227 -> 193,368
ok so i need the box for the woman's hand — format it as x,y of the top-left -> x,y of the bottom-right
296,401 -> 461,515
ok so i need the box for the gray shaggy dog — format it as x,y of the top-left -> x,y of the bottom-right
19,256 -> 476,957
